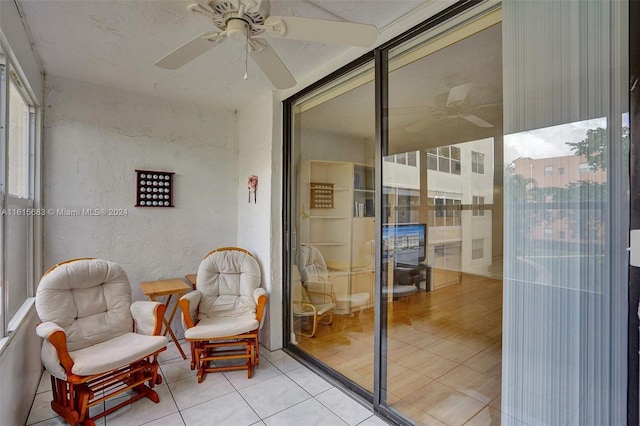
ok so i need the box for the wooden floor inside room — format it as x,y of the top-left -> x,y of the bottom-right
296,274 -> 502,426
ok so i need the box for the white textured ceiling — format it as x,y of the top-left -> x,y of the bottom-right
18,0 -> 424,109
300,23 -> 503,151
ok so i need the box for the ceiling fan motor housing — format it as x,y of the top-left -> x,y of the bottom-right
207,0 -> 270,36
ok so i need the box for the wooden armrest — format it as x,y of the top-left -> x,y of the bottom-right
299,302 -> 318,315
153,304 -> 166,335
256,294 -> 268,324
179,291 -> 202,329
48,330 -> 75,375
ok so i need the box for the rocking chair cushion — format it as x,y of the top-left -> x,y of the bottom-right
67,332 -> 167,376
36,259 -> 133,352
184,315 -> 259,340
196,249 -> 261,318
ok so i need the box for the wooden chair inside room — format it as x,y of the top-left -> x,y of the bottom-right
292,278 -> 336,338
179,247 -> 268,382
297,244 -> 370,314
35,258 -> 168,426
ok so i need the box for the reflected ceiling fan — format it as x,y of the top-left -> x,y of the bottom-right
155,0 -> 378,89
405,83 -> 494,133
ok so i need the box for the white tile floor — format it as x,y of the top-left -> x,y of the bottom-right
26,341 -> 390,426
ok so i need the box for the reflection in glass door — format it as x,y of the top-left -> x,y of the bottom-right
382,14 -> 504,424
289,62 -> 377,392
285,1 -> 629,424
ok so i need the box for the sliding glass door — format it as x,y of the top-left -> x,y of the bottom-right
288,62 -> 377,393
382,11 -> 503,424
284,1 -> 630,424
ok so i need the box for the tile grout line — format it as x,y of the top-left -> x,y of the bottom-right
313,387 -> 374,426
249,391 -> 314,424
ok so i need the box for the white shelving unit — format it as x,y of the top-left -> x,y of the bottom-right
299,160 -> 375,312
300,161 -> 353,265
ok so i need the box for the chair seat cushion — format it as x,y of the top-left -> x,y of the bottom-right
69,332 -> 167,376
294,303 -> 335,317
185,315 -> 259,340
335,292 -> 369,307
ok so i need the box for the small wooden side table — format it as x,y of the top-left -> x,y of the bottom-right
185,274 -> 197,289
140,278 -> 191,360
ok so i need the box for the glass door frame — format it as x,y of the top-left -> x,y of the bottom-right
628,0 -> 639,422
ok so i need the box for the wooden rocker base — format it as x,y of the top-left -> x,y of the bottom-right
49,352 -> 164,426
190,337 -> 257,383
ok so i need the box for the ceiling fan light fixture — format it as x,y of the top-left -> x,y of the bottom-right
226,18 -> 250,42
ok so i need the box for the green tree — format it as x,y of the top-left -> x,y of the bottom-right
566,125 -> 629,171
504,164 -> 542,255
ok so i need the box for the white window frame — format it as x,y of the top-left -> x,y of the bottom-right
430,196 -> 461,227
0,57 -> 38,339
472,195 -> 485,217
471,151 -> 485,174
427,146 -> 461,174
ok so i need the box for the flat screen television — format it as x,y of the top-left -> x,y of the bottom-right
382,223 -> 427,265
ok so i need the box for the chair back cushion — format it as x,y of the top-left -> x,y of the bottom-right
36,259 -> 133,352
196,249 -> 261,318
297,245 -> 329,283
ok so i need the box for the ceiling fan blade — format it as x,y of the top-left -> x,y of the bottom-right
249,39 -> 297,89
155,31 -> 224,70
264,16 -> 377,47
446,83 -> 472,106
460,114 -> 494,128
245,0 -> 263,14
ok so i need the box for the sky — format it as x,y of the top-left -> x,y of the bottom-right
503,117 -> 609,165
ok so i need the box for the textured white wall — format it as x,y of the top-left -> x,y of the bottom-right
43,77 -> 239,301
237,92 -> 282,350
302,128 -> 369,164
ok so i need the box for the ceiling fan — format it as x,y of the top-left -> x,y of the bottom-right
155,0 -> 378,89
405,83 -> 494,133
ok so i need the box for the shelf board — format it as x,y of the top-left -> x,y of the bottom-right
354,189 -> 374,193
309,215 -> 350,219
307,242 -> 348,246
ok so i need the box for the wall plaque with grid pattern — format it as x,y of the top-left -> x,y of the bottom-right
135,170 -> 174,207
310,182 -> 334,209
